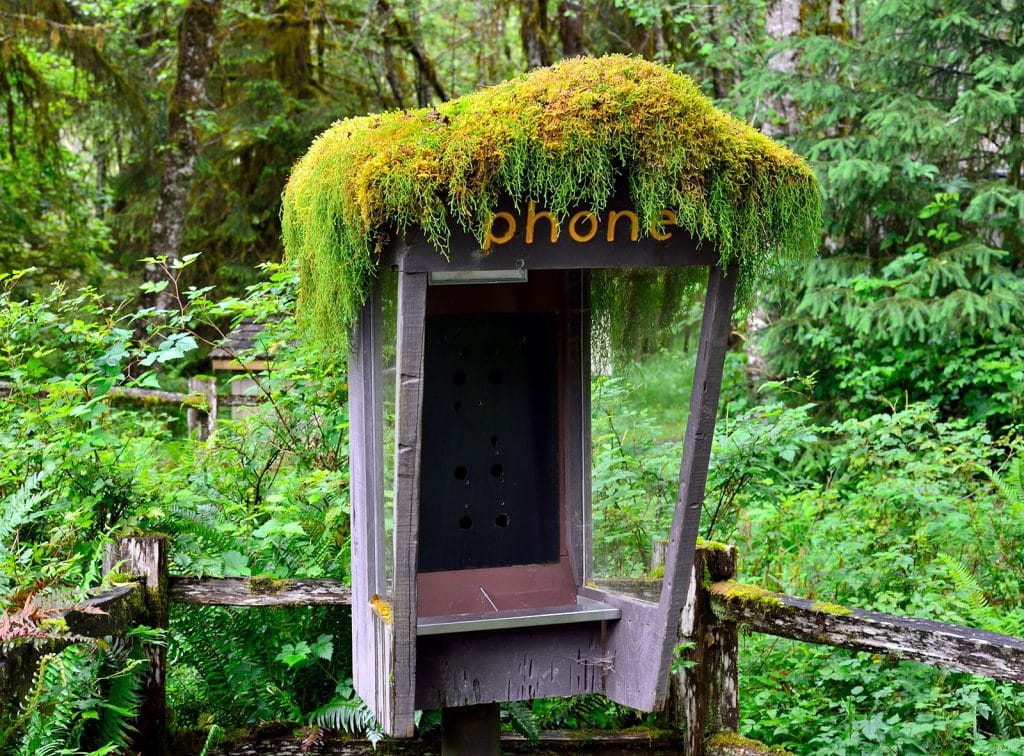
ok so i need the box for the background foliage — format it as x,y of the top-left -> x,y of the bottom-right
2,0 -> 1022,753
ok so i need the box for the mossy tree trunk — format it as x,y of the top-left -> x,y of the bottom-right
377,0 -> 448,105
520,0 -> 553,69
141,0 -> 222,315
556,0 -> 586,57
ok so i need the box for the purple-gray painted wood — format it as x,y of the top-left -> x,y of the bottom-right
384,227 -> 716,273
650,266 -> 737,708
580,272 -> 595,582
583,266 -> 737,712
391,269 -> 429,736
710,583 -> 1024,685
563,271 -> 586,587
348,284 -> 396,732
416,624 -> 608,709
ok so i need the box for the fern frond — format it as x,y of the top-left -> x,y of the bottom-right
307,695 -> 379,735
502,700 -> 539,742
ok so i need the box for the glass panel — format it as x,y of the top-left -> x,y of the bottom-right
588,271 -> 705,586
381,269 -> 398,599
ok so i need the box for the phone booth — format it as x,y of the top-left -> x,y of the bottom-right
282,56 -> 820,744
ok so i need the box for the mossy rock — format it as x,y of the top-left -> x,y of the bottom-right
283,55 -> 821,354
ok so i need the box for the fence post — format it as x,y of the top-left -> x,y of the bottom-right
104,536 -> 169,755
670,543 -> 739,755
186,376 -> 217,440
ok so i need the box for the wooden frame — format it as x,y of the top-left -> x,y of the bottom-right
350,219 -> 737,734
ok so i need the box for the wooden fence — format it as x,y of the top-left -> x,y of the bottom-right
4,537 -> 1023,755
0,376 -> 260,441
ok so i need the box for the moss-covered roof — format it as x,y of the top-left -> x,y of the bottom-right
282,55 -> 821,352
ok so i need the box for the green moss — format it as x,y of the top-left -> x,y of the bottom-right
706,731 -> 793,755
248,577 -> 293,595
809,600 -> 853,616
696,537 -> 731,552
713,581 -> 786,613
283,55 -> 821,354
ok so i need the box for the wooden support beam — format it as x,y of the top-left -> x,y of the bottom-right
186,376 -> 218,440
169,577 -> 351,606
104,536 -> 169,755
710,582 -> 1024,685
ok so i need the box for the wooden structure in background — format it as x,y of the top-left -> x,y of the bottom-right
208,318 -> 269,422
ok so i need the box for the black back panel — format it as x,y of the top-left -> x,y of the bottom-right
418,313 -> 560,572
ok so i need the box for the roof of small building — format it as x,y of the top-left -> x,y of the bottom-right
282,55 -> 821,352
209,318 -> 268,360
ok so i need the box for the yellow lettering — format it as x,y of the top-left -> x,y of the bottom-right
568,210 -> 598,243
526,201 -> 559,245
649,210 -> 677,241
482,211 -> 516,251
607,210 -> 639,242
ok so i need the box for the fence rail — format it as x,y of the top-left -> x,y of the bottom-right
0,376 -> 263,440
4,537 -> 1024,755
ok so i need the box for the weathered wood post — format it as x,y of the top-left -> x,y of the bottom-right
672,542 -> 739,755
186,376 -> 217,440
104,536 -> 169,755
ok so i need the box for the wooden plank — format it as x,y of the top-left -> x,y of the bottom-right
218,393 -> 264,407
0,380 -> 204,408
710,583 -> 1024,685
580,271 -> 595,582
213,726 -> 682,754
168,577 -> 350,606
391,268 -> 429,737
596,266 -> 737,712
416,624 -> 607,708
348,282 -> 395,731
648,266 -> 737,707
385,226 -> 716,272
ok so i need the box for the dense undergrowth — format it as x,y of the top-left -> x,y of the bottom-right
2,260 -> 1023,753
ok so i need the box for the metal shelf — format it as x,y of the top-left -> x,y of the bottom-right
417,597 -> 620,636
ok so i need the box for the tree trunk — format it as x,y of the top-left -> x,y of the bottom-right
763,0 -> 801,136
556,0 -> 585,58
520,0 -> 552,69
377,0 -> 447,104
141,0 -> 222,315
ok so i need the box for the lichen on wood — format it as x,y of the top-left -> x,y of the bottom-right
282,55 -> 821,354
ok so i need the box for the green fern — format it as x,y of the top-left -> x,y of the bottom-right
307,695 -> 383,745
935,552 -> 997,632
502,700 -> 539,742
